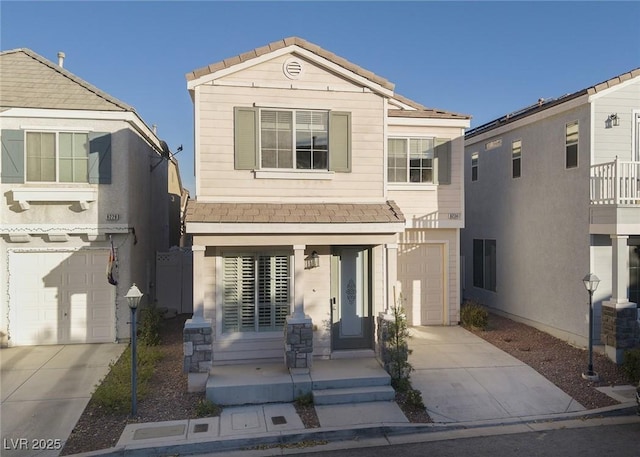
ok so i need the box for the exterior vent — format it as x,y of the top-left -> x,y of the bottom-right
283,58 -> 304,80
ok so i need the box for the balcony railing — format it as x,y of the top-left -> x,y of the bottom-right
591,159 -> 640,205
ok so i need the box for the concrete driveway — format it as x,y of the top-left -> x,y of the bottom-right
408,326 -> 585,423
1,343 -> 125,457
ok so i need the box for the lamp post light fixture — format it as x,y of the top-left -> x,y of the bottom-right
581,273 -> 600,381
125,283 -> 143,416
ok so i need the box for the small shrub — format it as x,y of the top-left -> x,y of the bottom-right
138,302 -> 164,346
92,344 -> 163,413
460,300 -> 488,330
405,389 -> 425,410
294,392 -> 314,408
623,348 -> 640,383
195,398 -> 221,417
385,298 -> 414,392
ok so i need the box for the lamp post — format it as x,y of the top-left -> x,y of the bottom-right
125,283 -> 143,416
581,273 -> 600,381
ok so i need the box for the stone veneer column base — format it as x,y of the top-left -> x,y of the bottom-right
183,318 -> 213,392
601,300 -> 639,364
284,316 -> 313,375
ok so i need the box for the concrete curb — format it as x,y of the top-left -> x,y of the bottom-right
65,404 -> 638,457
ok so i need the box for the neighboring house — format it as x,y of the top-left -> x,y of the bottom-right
183,37 -> 470,390
0,48 -> 181,346
462,68 -> 640,363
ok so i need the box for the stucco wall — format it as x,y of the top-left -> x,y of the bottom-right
463,103 -> 592,346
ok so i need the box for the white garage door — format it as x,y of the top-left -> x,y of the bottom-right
398,243 -> 445,326
9,250 -> 115,346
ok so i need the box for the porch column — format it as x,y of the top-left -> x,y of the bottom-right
386,243 -> 398,313
601,235 -> 639,363
285,244 -> 313,374
191,245 -> 207,322
183,244 -> 212,392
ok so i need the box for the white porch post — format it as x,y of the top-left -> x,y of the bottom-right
292,244 -> 306,319
284,244 -> 313,374
602,235 -> 639,363
191,245 -> 207,322
386,243 -> 398,313
610,235 -> 630,303
183,244 -> 212,392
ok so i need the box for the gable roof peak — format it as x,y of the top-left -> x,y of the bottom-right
185,36 -> 395,91
0,47 -> 134,112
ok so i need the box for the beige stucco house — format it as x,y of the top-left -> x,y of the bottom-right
183,37 -> 470,391
0,48 -> 183,346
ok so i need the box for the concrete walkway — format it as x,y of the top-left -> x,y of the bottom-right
0,343 -> 126,457
408,325 -> 585,422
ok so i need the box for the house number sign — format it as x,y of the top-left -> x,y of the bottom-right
448,213 -> 461,220
106,214 -> 120,221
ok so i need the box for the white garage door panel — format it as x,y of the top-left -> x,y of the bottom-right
10,250 -> 115,346
398,243 -> 445,326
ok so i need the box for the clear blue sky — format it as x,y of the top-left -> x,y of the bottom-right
2,1 -> 639,195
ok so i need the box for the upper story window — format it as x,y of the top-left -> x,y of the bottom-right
234,107 -> 351,174
387,137 -> 451,185
512,140 -> 522,179
565,121 -> 578,169
261,110 -> 328,170
471,152 -> 479,182
1,129 -> 111,185
26,132 -> 89,183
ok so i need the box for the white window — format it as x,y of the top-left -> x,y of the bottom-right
387,137 -> 434,183
26,131 -> 89,183
512,140 -> 522,178
261,109 -> 328,170
565,121 -> 578,169
223,253 -> 291,333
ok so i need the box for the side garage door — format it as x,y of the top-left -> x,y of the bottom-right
9,250 -> 115,346
398,243 -> 445,326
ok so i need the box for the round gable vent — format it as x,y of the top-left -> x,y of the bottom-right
283,58 -> 304,80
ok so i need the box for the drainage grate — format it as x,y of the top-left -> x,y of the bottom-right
271,416 -> 287,425
193,423 -> 209,433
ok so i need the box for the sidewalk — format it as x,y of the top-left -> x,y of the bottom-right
71,326 -> 638,456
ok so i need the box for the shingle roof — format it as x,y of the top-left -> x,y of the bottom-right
186,201 -> 405,224
0,48 -> 134,111
186,36 -> 395,91
389,93 -> 471,120
466,67 -> 640,138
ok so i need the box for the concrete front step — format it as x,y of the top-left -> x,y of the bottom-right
313,385 -> 396,405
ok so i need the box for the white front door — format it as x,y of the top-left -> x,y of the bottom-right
9,250 -> 115,346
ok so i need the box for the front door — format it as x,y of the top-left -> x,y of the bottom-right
331,247 -> 373,350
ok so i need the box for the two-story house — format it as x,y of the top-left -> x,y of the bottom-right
183,37 -> 470,393
0,48 -> 181,346
462,68 -> 640,363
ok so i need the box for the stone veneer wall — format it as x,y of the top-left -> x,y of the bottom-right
183,324 -> 213,373
284,320 -> 313,370
601,304 -> 640,361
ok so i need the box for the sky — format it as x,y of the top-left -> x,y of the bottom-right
1,1 -> 639,195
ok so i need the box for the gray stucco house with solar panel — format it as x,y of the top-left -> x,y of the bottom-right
0,48 -> 183,347
462,68 -> 640,363
182,37 -> 471,393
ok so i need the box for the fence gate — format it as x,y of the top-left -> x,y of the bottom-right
156,248 -> 193,314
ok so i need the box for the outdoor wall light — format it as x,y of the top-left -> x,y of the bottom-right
125,283 -> 143,416
606,113 -> 620,128
581,273 -> 600,381
304,251 -> 320,269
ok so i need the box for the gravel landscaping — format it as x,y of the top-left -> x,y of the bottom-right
62,312 -> 634,455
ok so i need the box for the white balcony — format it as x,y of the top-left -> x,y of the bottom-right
591,159 -> 640,206
590,159 -> 640,235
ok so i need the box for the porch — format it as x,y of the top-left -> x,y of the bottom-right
205,357 -> 395,406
